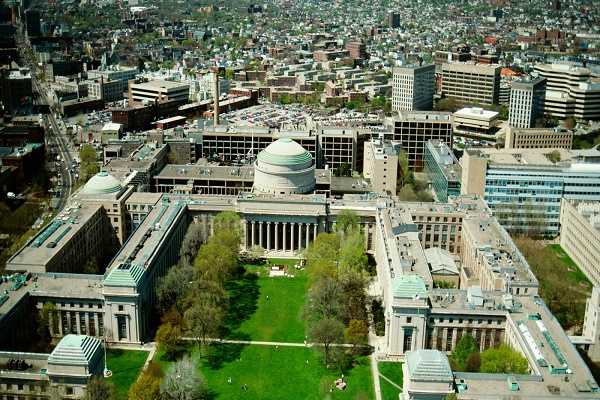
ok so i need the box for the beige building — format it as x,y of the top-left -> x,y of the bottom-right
363,138 -> 399,194
505,126 -> 573,149
559,199 -> 600,286
452,107 -> 500,137
441,62 -> 501,105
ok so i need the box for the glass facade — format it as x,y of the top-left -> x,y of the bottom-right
424,141 -> 461,202
484,166 -> 600,236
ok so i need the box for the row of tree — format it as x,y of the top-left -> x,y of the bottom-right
304,210 -> 370,367
128,212 -> 242,400
450,334 -> 529,374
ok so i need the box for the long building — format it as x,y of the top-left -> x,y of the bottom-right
441,62 -> 501,105
460,147 -> 600,236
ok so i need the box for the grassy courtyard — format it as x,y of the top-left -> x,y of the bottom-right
155,345 -> 374,400
223,259 -> 308,342
106,349 -> 149,399
516,239 -> 592,333
378,362 -> 403,400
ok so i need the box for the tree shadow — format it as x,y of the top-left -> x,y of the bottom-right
205,342 -> 249,370
220,271 -> 259,340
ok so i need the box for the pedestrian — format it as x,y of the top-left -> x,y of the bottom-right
228,377 -> 232,384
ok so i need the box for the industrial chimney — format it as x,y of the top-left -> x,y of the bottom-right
212,69 -> 219,127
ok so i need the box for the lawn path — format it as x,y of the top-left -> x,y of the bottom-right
182,337 -> 360,348
378,373 -> 402,390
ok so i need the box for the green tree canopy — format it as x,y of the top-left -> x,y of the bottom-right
450,334 -> 478,371
305,232 -> 341,282
480,345 -> 529,374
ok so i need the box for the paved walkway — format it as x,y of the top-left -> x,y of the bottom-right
181,337 -> 357,348
379,372 -> 402,391
370,352 -> 382,400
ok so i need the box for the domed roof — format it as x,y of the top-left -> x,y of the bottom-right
81,171 -> 123,195
257,138 -> 312,166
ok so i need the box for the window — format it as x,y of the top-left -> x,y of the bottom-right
118,305 -> 124,312
406,317 -> 412,324
66,387 -> 74,395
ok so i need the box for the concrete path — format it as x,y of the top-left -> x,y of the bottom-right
370,352 -> 383,400
379,372 -> 402,391
182,337 -> 358,348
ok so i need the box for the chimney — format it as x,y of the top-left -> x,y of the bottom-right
213,70 -> 219,126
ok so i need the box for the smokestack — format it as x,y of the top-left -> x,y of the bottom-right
213,70 -> 219,127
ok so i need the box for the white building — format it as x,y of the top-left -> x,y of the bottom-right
392,64 -> 435,111
129,79 -> 190,104
509,76 -> 546,128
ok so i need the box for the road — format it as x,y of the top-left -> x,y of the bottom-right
15,21 -> 75,212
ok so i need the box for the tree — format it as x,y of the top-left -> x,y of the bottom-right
336,210 -> 360,236
334,163 -> 352,177
194,239 -> 238,284
155,321 -> 183,360
451,335 -> 478,372
309,318 -> 345,366
37,302 -> 56,343
305,233 -> 341,282
128,362 -> 163,400
398,150 -> 413,187
397,184 -> 419,201
160,355 -> 207,400
338,229 -> 368,275
465,351 -> 481,372
184,297 -> 224,349
84,377 -> 116,400
564,117 -> 576,130
306,277 -> 344,321
137,57 -> 146,72
157,262 -> 195,314
345,319 -> 369,352
338,268 -> 368,323
213,211 -> 241,238
480,345 -> 529,374
547,150 -> 561,163
79,144 -> 99,182
179,223 -> 209,267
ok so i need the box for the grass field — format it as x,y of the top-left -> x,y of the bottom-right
106,349 -> 149,399
223,262 -> 308,342
548,244 -> 591,285
155,344 -> 374,400
378,362 -> 403,400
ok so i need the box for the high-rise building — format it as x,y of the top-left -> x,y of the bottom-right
392,64 -> 435,112
441,62 -> 501,105
387,11 -> 401,28
533,64 -> 600,120
24,9 -> 40,37
509,76 -> 546,128
386,111 -> 453,170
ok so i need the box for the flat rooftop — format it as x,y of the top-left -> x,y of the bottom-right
30,273 -> 104,301
156,164 -> 255,182
6,203 -> 102,272
131,79 -> 189,91
454,107 -> 499,121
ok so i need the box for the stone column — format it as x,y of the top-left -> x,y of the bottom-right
251,221 -> 255,247
305,223 -> 310,248
267,222 -> 271,251
291,222 -> 295,252
275,222 -> 279,250
283,222 -> 288,251
297,223 -> 302,250
313,222 -> 317,240
259,221 -> 264,248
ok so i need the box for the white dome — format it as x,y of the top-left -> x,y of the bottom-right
254,138 -> 315,195
257,138 -> 313,167
81,171 -> 123,195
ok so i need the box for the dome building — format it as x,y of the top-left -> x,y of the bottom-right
253,138 -> 316,195
80,171 -> 124,196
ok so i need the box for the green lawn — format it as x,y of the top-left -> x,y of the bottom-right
378,362 -> 403,400
548,244 -> 591,285
223,263 -> 308,342
106,349 -> 149,399
155,344 -> 373,400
